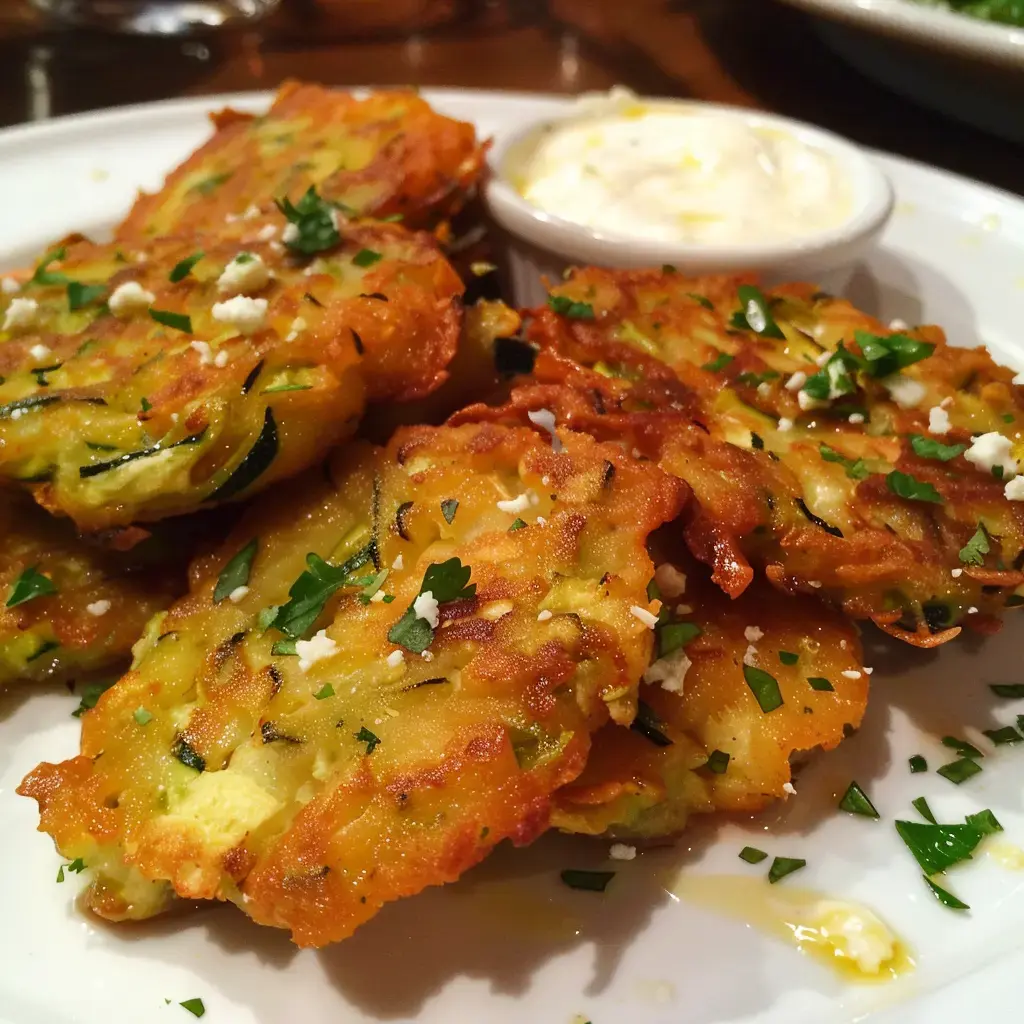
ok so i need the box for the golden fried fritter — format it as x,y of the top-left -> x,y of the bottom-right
0,491 -> 182,687
19,420 -> 686,947
117,82 -> 487,241
552,554 -> 867,839
524,268 -> 1024,642
0,215 -> 462,529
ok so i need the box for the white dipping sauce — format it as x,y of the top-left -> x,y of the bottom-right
516,103 -> 854,246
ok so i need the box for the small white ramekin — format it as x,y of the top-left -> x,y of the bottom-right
484,97 -> 895,307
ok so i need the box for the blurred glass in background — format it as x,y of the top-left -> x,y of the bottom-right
29,0 -> 281,34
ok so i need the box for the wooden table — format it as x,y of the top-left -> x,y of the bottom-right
0,0 -> 1020,194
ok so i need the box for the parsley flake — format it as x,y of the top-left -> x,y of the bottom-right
275,187 -> 341,255
133,707 -> 153,726
768,856 -> 806,884
71,678 -> 115,717
507,518 -> 527,532
983,725 -> 1022,745
924,875 -> 970,910
910,434 -> 966,462
658,621 -> 701,658
739,846 -> 768,864
31,247 -> 69,286
744,665 -> 783,713
387,557 -> 476,654
965,808 -> 1002,835
313,683 -> 335,700
894,819 -> 983,874
440,498 -> 458,524
909,754 -> 928,773
703,749 -> 730,774
731,285 -> 785,338
807,676 -> 834,692
213,538 -> 258,603
6,565 -> 56,607
560,869 -> 614,892
937,758 -> 983,784
819,443 -> 870,480
67,281 -> 106,311
886,470 -> 943,504
701,351 -> 734,373
838,780 -> 880,818
855,329 -> 934,377
778,650 -> 799,666
912,796 -> 937,823
355,725 -> 380,754
959,524 -> 990,566
352,248 -> 383,268
990,683 -> 1024,698
630,700 -> 673,747
272,544 -> 375,637
941,736 -> 983,759
547,295 -> 595,319
149,308 -> 192,333
170,252 -> 204,283
179,998 -> 206,1019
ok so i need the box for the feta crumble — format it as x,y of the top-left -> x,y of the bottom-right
228,585 -> 250,603
190,340 -> 213,365
630,605 -> 658,629
785,371 -> 807,392
527,408 -> 564,453
609,843 -> 636,861
964,431 -> 1018,478
217,252 -> 271,296
28,342 -> 51,361
1005,476 -> 1024,501
1,277 -> 19,294
496,491 -> 533,515
777,417 -> 794,432
798,390 -> 825,411
295,629 -> 338,672
413,591 -> 440,628
654,563 -> 687,598
386,649 -> 405,669
783,782 -> 797,796
643,646 -> 691,693
882,373 -> 926,410
841,669 -> 862,679
744,625 -> 764,643
214,349 -> 230,369
743,644 -> 758,666
848,413 -> 865,425
392,554 -> 404,571
951,567 -> 963,578
4,297 -> 39,332
537,610 -> 553,622
86,599 -> 111,617
256,224 -> 278,242
282,222 -> 300,244
928,405 -> 951,435
212,295 -> 268,335
108,280 -> 155,318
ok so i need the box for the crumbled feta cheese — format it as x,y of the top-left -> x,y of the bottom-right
609,843 -> 636,861
643,646 -> 691,693
541,475 -> 550,486
108,280 -> 155,318
951,567 -> 964,578
964,431 -> 1018,478
536,516 -> 547,526
212,349 -> 229,369
841,669 -> 862,679
386,649 -> 405,669
217,252 -> 271,296
295,629 -> 338,671
889,318 -> 908,331
369,590 -> 386,603
848,412 -> 865,425
783,782 -> 797,795
282,222 -> 300,244
392,554 -> 404,571
421,650 -> 433,662
743,644 -> 758,666
777,417 -> 794,432
527,408 -> 564,453
256,224 -> 278,242
675,604 -> 693,615
744,625 -> 764,643
86,599 -> 111,617
9,409 -> 23,420
228,585 -> 249,603
631,605 -> 658,629
212,295 -> 268,335
798,389 -> 825,411
757,382 -> 772,399
190,340 -> 213,365
413,590 -> 440,628
654,563 -> 687,598
496,492 -> 532,515
1005,476 -> 1024,501
882,373 -> 926,410
928,405 -> 951,434
1,277 -> 20,294
4,297 -> 39,332
537,610 -> 553,622
808,580 -> 823,588
863,667 -> 873,676
967,606 -> 978,615
28,342 -> 51,361
785,371 -> 807,392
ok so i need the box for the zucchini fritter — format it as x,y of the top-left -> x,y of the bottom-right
552,555 -> 868,839
0,218 -> 462,529
117,82 -> 487,241
19,421 -> 686,947
526,269 -> 1024,642
0,491 -> 181,686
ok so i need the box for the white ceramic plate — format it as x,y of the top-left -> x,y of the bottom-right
779,0 -> 1024,66
2,90 -> 1024,1024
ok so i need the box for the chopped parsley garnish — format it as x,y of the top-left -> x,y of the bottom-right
854,329 -> 934,377
276,186 -> 341,255
179,998 -> 206,1019
212,538 -> 258,604
140,396 -> 152,413
894,819 -> 983,874
149,308 -> 192,333
357,568 -> 388,604
507,518 -> 527,532
768,856 -> 806,884
807,676 -> 834,692
547,295 -> 595,319
133,707 -> 153,726
701,351 -> 734,373
739,846 -> 768,864
909,754 -> 928,773
778,650 -> 799,666
352,248 -> 383,268
262,383 -> 312,394
271,543 -> 375,637
355,725 -> 380,754
67,281 -> 106,311
818,443 -> 870,480
630,699 -> 673,747
57,858 -> 86,882
71,678 -> 115,717
313,683 -> 334,700
937,758 -> 983,784
440,498 -> 458,524
912,796 -> 937,823
983,725 -> 1022,744
959,523 -> 990,566
6,565 -> 56,607
731,285 -> 785,339
886,470 -> 943,504
192,170 -> 232,195
687,292 -> 713,310
703,749 -> 730,774
924,876 -> 970,910
387,557 -> 476,654
170,251 -> 204,282
560,869 -> 614,892
802,345 -> 859,401
910,434 -> 966,462
838,780 -> 879,818
941,736 -> 984,759
657,621 -> 701,658
736,370 -> 780,388
31,247 -> 69,286
990,683 -> 1024,698
271,638 -> 297,657
743,665 -> 783,713
966,808 -> 1003,835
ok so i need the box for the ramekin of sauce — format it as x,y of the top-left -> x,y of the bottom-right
485,89 -> 894,305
